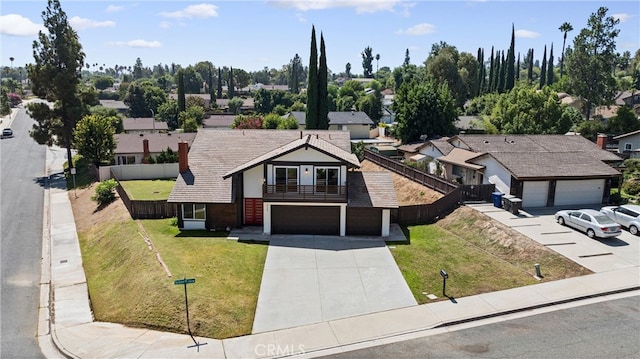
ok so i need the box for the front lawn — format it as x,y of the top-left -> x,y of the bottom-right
78,214 -> 267,338
391,206 -> 591,304
119,179 -> 176,200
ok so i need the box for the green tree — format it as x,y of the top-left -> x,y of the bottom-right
546,44 -> 555,86
559,22 -> 574,78
527,48 -> 534,82
123,82 -> 166,117
133,57 -> 144,80
93,76 -> 114,90
490,86 -> 572,134
345,62 -> 351,78
290,54 -> 302,94
157,100 -> 179,130
228,97 -> 243,115
361,46 -> 374,78
74,114 -> 116,167
277,116 -> 299,129
0,88 -> 11,116
565,7 -> 620,120
253,88 -> 273,114
177,70 -> 186,112
317,33 -> 329,129
576,119 -> 606,141
306,26 -> 319,129
506,24 -> 516,91
217,67 -> 223,99
403,48 -> 410,66
607,105 -> 640,134
357,92 -> 382,125
539,45 -> 547,89
262,113 -> 282,129
228,67 -> 235,98
27,0 -> 86,169
393,79 -> 457,143
181,66 -> 204,93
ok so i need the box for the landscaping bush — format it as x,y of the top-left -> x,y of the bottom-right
91,179 -> 118,205
622,180 -> 640,196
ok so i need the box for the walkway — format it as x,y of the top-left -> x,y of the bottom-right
252,236 -> 417,333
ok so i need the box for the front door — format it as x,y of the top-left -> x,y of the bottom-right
244,198 -> 263,225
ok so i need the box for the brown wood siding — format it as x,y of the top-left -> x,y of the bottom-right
271,206 -> 340,235
346,207 -> 381,236
206,203 -> 238,230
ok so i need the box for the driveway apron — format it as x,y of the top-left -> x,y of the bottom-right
252,236 -> 417,333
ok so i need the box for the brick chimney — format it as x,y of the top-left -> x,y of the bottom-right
596,133 -> 607,150
142,139 -> 150,163
178,141 -> 189,173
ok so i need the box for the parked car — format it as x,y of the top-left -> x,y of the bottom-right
1,128 -> 13,138
555,209 -> 622,239
600,204 -> 640,235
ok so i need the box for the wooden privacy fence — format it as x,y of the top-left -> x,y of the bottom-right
394,187 -> 462,226
114,180 -> 178,220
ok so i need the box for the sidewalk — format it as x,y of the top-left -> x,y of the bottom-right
40,148 -> 640,358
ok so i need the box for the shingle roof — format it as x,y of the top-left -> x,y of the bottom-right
168,129 -> 353,204
289,111 -> 374,126
123,117 -> 169,131
202,114 -> 236,128
223,134 -> 360,178
614,129 -> 640,140
451,134 -> 621,179
99,100 -> 127,109
348,171 -> 399,208
430,137 -> 454,155
437,148 -> 485,170
115,132 -> 196,154
396,142 -> 426,153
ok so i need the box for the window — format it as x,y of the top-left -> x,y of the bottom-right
183,203 -> 206,220
315,167 -> 339,194
625,143 -> 633,151
118,155 -> 136,165
275,167 -> 298,192
580,213 -> 592,222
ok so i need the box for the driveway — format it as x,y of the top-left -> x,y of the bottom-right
251,236 -> 417,334
468,203 -> 640,273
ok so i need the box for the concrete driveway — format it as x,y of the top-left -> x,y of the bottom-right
251,236 -> 417,334
469,203 -> 640,273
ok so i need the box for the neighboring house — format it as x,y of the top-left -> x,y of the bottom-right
396,137 -> 453,174
202,114 -> 236,128
99,100 -> 128,114
614,130 -> 640,158
456,116 -> 485,134
435,134 -> 621,208
615,90 -> 640,107
592,105 -> 619,120
114,132 -> 196,165
167,129 -> 398,236
122,117 -> 169,133
288,111 -> 374,139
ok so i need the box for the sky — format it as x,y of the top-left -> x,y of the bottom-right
1,0 -> 639,76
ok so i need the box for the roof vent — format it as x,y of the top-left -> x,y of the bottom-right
483,140 -> 489,144
139,133 -> 144,137
509,140 -> 515,144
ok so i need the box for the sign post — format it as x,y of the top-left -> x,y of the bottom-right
174,277 -> 207,351
440,269 -> 448,297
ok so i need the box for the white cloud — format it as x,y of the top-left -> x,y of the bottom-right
612,13 -> 631,23
108,40 -> 162,48
0,14 -> 44,36
270,0 -> 401,14
69,16 -> 116,30
159,21 -> 172,29
105,5 -> 124,13
296,13 -> 307,22
515,29 -> 540,39
396,23 -> 435,36
160,3 -> 218,19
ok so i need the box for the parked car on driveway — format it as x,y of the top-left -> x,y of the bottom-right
1,128 -> 13,138
600,204 -> 640,235
555,209 -> 622,239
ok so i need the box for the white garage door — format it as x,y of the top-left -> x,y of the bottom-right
522,181 -> 549,207
555,179 -> 605,206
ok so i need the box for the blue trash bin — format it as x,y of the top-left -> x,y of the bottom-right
492,192 -> 504,208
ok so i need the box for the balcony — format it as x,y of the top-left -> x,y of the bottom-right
263,184 -> 347,202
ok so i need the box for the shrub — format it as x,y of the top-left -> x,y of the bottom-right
622,180 -> 640,196
91,179 -> 118,205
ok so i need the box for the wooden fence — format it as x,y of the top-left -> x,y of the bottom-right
114,179 -> 178,219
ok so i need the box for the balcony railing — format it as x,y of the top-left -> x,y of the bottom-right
263,184 -> 347,202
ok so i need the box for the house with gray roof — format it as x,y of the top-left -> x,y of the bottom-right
114,132 -> 196,165
122,117 -> 169,133
288,111 -> 373,139
437,134 -> 621,208
168,129 -> 397,236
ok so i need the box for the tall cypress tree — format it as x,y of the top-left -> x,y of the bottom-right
527,48 -> 534,82
546,43 -> 554,86
476,47 -> 484,96
498,51 -> 506,93
177,70 -> 186,112
506,24 -> 516,91
208,65 -> 214,105
488,46 -> 495,93
539,45 -> 547,89
317,33 -> 328,129
516,52 -> 521,81
229,67 -> 235,98
305,25 -> 319,129
217,67 -> 223,99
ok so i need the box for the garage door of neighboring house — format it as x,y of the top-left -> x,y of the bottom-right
346,207 -> 382,236
554,179 -> 605,206
271,206 -> 340,235
522,181 -> 549,207
244,198 -> 263,225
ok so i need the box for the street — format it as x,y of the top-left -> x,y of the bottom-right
1,107 -> 46,358
323,295 -> 640,358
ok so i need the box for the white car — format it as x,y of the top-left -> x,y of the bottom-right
600,204 -> 640,236
555,209 -> 622,239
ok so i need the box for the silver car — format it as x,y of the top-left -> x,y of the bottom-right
600,204 -> 640,235
555,209 -> 622,239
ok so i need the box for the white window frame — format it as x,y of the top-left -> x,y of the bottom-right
182,203 -> 206,221
624,143 -> 633,151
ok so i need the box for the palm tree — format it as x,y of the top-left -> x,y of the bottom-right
9,57 -> 14,69
375,53 -> 380,78
559,22 -> 573,78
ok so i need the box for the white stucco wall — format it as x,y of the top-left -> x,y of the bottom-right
382,209 -> 390,237
328,124 -> 370,139
474,156 -> 512,194
419,144 -> 443,159
277,147 -> 338,162
243,165 -> 264,198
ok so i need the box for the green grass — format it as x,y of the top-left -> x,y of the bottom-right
391,211 -> 590,304
119,179 -> 176,200
63,154 -> 95,189
78,217 -> 268,339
